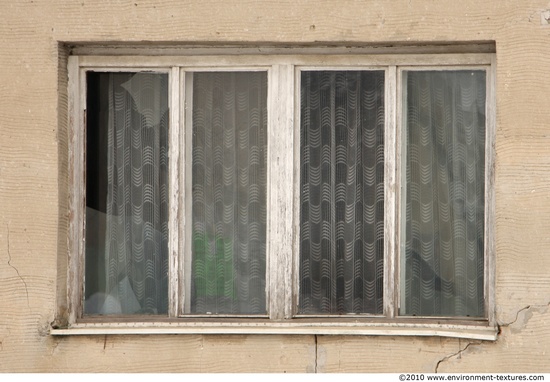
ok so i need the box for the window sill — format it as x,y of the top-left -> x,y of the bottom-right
50,320 -> 497,340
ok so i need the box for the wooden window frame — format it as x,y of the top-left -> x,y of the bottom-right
57,50 -> 496,340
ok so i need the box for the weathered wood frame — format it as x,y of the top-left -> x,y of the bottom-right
63,52 -> 496,339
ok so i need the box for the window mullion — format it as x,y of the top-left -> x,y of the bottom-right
384,65 -> 398,318
396,67 -> 408,318
267,64 -> 295,320
292,67 -> 301,317
168,67 -> 181,318
182,70 -> 193,315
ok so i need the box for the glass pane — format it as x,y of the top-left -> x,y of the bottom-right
401,70 -> 486,317
299,71 -> 385,314
85,72 -> 169,315
190,71 -> 267,314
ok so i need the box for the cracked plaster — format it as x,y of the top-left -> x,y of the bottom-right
435,340 -> 482,373
498,303 -> 550,334
435,302 -> 550,372
5,223 -> 31,312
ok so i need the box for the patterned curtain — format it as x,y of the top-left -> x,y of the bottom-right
191,72 -> 267,314
402,70 -> 486,317
299,71 -> 385,314
85,72 -> 169,315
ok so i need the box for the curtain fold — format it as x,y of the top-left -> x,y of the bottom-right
299,71 -> 385,314
191,72 -> 267,314
402,70 -> 486,317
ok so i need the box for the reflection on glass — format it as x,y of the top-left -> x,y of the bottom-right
401,70 -> 486,317
85,72 -> 169,315
299,71 -> 385,314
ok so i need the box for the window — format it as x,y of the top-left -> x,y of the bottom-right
400,70 -> 488,317
65,50 -> 495,339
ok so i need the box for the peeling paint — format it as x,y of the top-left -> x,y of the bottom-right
498,302 -> 550,334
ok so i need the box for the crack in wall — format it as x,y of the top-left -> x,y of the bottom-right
435,339 -> 482,373
314,334 -> 318,373
6,223 -> 31,312
306,334 -> 323,374
497,304 -> 531,334
436,301 -> 550,372
1,327 -> 12,354
497,302 -> 550,334
50,338 -> 60,356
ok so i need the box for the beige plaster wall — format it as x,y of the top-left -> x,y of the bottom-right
0,0 -> 549,372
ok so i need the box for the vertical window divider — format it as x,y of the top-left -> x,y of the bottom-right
292,67 -> 302,317
396,66 -> 407,318
182,70 -> 194,315
168,66 -> 181,318
267,64 -> 295,320
384,65 -> 398,318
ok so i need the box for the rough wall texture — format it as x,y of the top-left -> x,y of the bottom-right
0,0 -> 549,372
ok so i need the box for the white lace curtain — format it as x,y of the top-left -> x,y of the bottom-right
299,71 -> 385,314
85,72 -> 169,315
83,69 -> 484,318
402,70 -> 486,317
190,72 -> 268,314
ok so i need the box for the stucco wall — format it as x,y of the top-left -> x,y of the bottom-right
0,0 -> 549,372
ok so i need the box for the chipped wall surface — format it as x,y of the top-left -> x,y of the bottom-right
1,0 -> 550,372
